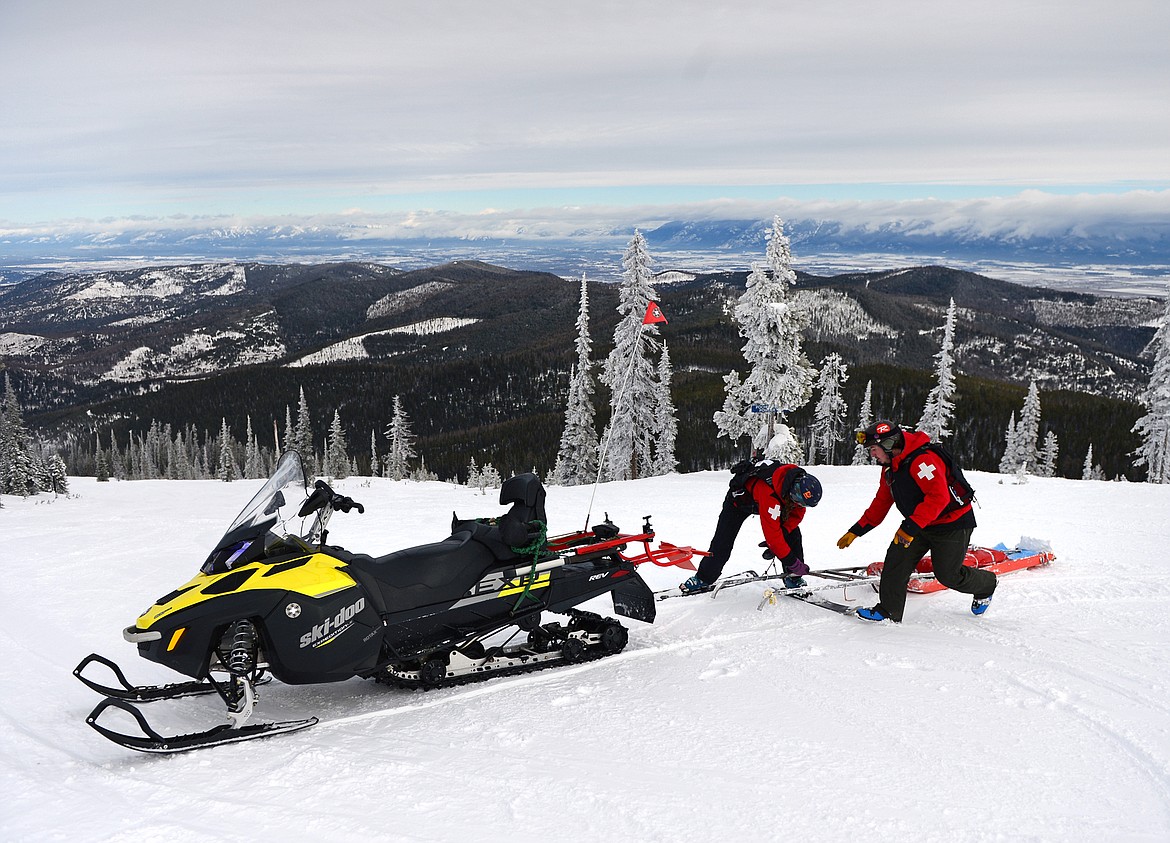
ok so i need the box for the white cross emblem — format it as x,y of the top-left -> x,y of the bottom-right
916,462 -> 936,481
768,503 -> 784,520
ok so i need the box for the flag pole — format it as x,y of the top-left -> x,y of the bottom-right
583,301 -> 667,532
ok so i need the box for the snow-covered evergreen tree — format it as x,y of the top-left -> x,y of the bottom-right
552,274 -> 600,486
918,298 -> 958,441
383,395 -> 417,480
653,341 -> 678,475
216,419 -> 239,482
600,230 -> 664,481
1132,292 -> 1170,483
369,430 -> 379,478
466,456 -> 480,488
294,387 -> 313,462
1081,445 -> 1105,481
852,380 -> 875,465
713,218 -> 815,463
999,412 -> 1020,474
1,374 -> 37,496
244,416 -> 265,479
282,405 -> 297,456
1015,380 -> 1042,473
809,353 -> 849,465
478,463 -> 501,493
1037,431 -> 1060,478
46,452 -> 69,494
326,410 -> 349,479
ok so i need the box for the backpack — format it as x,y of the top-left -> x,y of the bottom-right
908,442 -> 976,506
728,460 -> 804,513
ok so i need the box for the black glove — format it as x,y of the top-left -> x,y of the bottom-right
758,541 -> 775,561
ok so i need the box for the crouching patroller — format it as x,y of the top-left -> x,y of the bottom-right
838,420 -> 995,623
679,458 -> 822,595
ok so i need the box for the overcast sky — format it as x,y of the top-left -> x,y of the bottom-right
2,1 -> 1168,232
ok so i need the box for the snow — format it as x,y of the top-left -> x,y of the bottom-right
4,467 -> 1170,841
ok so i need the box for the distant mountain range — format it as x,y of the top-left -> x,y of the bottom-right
0,259 -> 1162,480
2,216 -> 1167,291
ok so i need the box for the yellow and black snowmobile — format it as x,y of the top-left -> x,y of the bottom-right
75,450 -> 698,753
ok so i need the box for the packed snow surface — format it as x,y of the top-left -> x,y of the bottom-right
3,467 -> 1169,841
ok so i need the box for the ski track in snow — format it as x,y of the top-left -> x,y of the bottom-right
4,468 -> 1170,841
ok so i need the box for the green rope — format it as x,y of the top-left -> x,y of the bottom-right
511,520 -> 548,613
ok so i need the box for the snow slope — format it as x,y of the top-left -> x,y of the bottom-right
3,467 -> 1169,841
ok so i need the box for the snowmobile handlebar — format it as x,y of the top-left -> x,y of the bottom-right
298,480 -> 364,518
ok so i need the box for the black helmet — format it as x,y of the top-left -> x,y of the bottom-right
855,420 -> 904,455
789,472 -> 822,507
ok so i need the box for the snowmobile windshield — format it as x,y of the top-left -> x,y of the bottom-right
202,451 -> 308,574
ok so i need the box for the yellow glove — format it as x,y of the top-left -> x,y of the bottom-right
893,526 -> 914,547
837,531 -> 858,549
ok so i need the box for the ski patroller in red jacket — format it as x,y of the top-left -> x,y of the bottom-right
744,464 -> 807,562
849,429 -> 976,540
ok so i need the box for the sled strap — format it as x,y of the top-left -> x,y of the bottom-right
511,520 -> 549,612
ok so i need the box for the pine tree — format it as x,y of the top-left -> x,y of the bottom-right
1,374 -> 37,496
282,405 -> 297,457
1132,291 -> 1170,483
1082,445 -> 1100,481
326,410 -> 349,479
918,298 -> 958,441
1015,380 -> 1043,473
244,416 -> 265,479
216,418 -> 239,482
713,218 -> 815,463
999,412 -> 1020,474
294,387 -> 313,461
466,456 -> 481,488
479,463 -> 501,493
552,274 -> 600,486
809,353 -> 849,465
653,341 -> 678,475
384,395 -> 417,481
1037,431 -> 1060,478
600,230 -> 664,481
852,380 -> 875,466
46,453 -> 69,494
369,430 -> 379,478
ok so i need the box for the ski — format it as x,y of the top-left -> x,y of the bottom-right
84,696 -> 317,754
758,589 -> 858,615
656,569 -> 881,601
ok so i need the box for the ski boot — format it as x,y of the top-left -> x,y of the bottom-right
856,604 -> 895,623
679,575 -> 711,595
971,594 -> 994,616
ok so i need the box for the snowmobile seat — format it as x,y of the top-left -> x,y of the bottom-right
450,473 -> 550,562
345,529 -> 499,609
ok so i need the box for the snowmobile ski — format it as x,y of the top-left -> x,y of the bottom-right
73,653 -> 271,703
85,696 -> 317,754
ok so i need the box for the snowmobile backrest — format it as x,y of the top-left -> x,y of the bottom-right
499,473 -> 547,525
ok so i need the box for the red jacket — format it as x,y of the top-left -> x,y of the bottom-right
852,430 -> 975,539
746,464 -> 806,560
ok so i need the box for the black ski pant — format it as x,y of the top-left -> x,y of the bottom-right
696,493 -> 803,585
876,525 -> 995,622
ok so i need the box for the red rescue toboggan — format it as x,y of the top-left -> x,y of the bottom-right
866,542 -> 1055,593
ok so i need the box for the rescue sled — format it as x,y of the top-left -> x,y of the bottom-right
866,541 -> 1055,593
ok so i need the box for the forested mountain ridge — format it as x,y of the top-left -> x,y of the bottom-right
1,260 -> 1162,481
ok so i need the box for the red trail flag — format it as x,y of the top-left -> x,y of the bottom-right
642,302 -> 668,325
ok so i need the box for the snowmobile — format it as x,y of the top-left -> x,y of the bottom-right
75,450 -> 699,753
